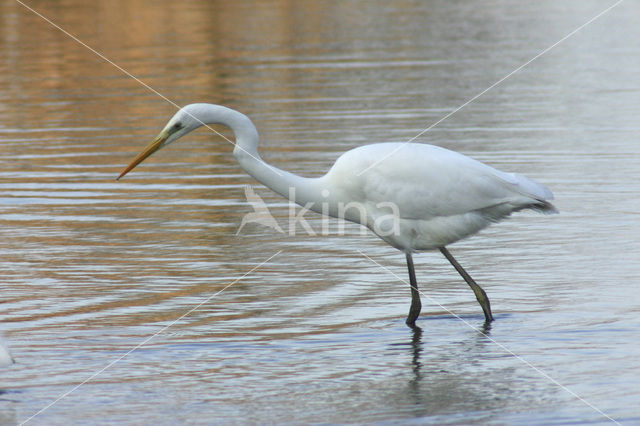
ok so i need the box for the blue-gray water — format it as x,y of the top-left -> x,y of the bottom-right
1,0 -> 640,424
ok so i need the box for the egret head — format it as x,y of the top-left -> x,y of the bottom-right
117,105 -> 207,180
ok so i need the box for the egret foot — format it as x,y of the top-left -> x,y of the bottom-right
440,247 -> 494,322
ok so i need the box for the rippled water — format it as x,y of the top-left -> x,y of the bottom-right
1,0 -> 640,424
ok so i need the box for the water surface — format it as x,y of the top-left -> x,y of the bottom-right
1,0 -> 640,424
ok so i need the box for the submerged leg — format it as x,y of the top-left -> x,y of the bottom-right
405,252 -> 422,329
439,247 -> 494,322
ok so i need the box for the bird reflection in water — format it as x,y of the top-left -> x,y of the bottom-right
403,319 -> 493,415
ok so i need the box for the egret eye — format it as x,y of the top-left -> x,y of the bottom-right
173,122 -> 182,130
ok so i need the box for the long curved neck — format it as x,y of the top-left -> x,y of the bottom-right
198,105 -> 326,207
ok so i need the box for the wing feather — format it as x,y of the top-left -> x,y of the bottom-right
328,143 -> 554,221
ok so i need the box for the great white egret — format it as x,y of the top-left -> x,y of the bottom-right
118,103 -> 556,328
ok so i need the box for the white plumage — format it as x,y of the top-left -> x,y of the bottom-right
324,142 -> 555,250
118,103 -> 556,328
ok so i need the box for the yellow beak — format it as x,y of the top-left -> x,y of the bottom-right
117,130 -> 169,180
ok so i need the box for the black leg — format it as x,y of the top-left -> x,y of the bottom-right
439,247 -> 494,322
405,252 -> 422,329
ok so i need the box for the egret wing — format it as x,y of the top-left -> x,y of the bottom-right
330,143 -> 551,220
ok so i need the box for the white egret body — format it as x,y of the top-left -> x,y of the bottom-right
119,104 -> 556,328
